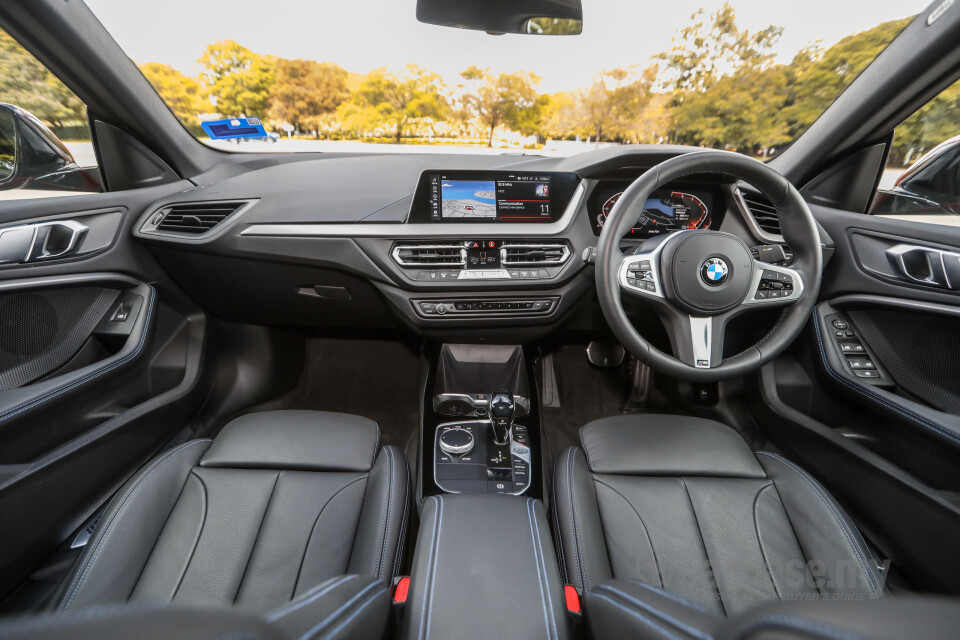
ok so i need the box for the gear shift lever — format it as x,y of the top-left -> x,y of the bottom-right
488,390 -> 515,446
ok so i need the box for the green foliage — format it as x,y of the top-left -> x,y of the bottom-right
268,59 -> 350,133
891,79 -> 960,165
199,40 -> 276,118
0,29 -> 84,126
140,63 -> 207,133
460,66 -> 542,146
350,66 -> 448,143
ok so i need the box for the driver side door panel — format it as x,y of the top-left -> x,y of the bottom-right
759,204 -> 960,592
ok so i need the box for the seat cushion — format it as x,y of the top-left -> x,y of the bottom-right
554,415 -> 884,616
56,410 -> 409,625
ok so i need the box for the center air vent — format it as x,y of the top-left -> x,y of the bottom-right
501,242 -> 570,266
737,190 -> 782,238
141,200 -> 254,239
392,242 -> 465,267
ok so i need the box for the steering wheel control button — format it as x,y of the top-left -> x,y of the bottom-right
439,427 -> 475,456
700,258 -> 729,286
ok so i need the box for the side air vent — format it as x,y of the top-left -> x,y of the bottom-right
140,200 -> 255,240
501,242 -> 571,266
737,190 -> 782,238
392,242 -> 465,267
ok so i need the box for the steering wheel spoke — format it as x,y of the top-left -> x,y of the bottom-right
656,309 -> 730,369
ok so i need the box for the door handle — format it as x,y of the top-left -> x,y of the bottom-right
0,220 -> 87,264
885,244 -> 960,289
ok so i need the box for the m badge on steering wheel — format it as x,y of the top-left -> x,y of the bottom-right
701,258 -> 729,286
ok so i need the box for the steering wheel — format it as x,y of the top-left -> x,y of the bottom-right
596,150 -> 823,382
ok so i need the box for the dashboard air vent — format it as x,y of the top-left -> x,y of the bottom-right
154,202 -> 246,235
738,191 -> 782,237
501,242 -> 571,266
392,242 -> 465,267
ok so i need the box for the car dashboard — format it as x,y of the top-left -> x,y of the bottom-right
132,146 -> 795,340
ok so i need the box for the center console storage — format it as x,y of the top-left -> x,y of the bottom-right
401,494 -> 569,640
421,344 -> 544,499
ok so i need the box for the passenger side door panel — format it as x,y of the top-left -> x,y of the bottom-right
0,187 -> 209,601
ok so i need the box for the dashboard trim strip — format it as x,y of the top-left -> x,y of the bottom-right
239,183 -> 587,238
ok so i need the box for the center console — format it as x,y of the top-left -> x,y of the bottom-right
421,344 -> 543,499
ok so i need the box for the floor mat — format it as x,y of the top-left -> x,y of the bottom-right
540,344 -> 634,467
241,337 -> 422,451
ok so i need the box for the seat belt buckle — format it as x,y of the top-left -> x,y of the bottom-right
564,584 -> 582,618
391,576 -> 411,630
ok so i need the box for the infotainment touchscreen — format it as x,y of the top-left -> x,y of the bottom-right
439,177 -> 550,220
410,170 -> 580,223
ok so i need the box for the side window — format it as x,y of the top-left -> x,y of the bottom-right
0,28 -> 102,200
871,78 -> 960,225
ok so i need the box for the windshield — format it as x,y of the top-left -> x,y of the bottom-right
85,0 -> 929,158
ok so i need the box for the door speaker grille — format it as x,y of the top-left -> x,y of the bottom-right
0,287 -> 120,391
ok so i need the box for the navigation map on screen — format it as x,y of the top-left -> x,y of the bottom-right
440,180 -> 497,218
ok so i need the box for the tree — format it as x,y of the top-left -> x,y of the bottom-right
779,18 -> 911,139
538,92 -> 584,140
199,40 -> 275,117
140,63 -> 207,132
268,59 -> 350,135
576,67 -> 655,142
350,66 -> 447,143
0,29 -> 83,126
460,66 -> 542,146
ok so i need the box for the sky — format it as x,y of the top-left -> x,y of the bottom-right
84,0 -> 933,94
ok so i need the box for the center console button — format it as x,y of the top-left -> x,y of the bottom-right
436,303 -> 447,315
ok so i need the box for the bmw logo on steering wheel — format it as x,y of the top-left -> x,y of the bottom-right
700,258 -> 729,286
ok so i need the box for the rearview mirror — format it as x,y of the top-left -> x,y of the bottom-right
416,0 -> 582,36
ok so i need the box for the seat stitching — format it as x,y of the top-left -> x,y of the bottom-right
417,496 -> 441,640
568,448 -> 587,590
680,477 -> 725,616
751,483 -> 783,600
595,584 -> 715,640
316,584 -> 389,640
59,439 -> 211,611
291,476 -> 368,597
169,471 -> 209,600
0,287 -> 156,424
755,452 -> 880,594
551,453 -> 568,583
589,593 -> 687,640
621,580 -> 714,614
267,575 -> 357,621
424,495 -> 444,640
293,580 -> 382,640
375,448 -> 396,580
526,499 -> 555,640
530,499 -> 560,640
593,479 -> 664,588
233,470 -> 281,603
391,465 -> 411,580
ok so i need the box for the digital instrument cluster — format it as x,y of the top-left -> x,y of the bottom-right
587,183 -> 721,238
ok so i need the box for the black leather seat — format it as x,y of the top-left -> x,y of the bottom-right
53,410 -> 409,635
553,415 -> 885,616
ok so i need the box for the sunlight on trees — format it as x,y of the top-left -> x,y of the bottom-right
0,5 -> 932,155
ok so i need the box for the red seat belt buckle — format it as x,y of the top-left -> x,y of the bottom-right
564,584 -> 582,615
393,576 -> 411,605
